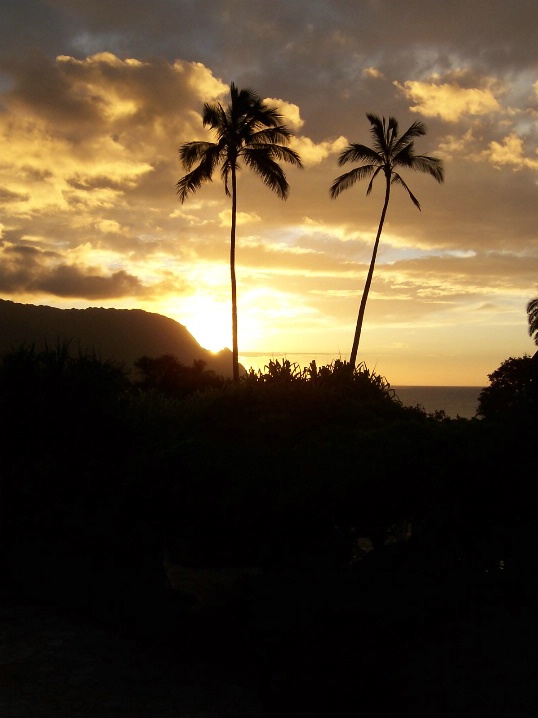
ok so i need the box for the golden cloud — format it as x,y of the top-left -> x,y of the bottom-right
218,209 -> 261,227
290,135 -> 347,166
362,67 -> 384,80
484,133 -> 538,170
263,97 -> 304,130
394,80 -> 500,121
176,60 -> 228,101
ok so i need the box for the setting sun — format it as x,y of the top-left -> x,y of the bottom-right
173,296 -> 231,352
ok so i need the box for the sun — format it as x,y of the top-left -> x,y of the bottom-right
180,297 -> 232,352
160,291 -> 267,354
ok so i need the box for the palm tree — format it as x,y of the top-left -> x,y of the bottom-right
527,297 -> 538,345
330,113 -> 444,370
177,82 -> 303,382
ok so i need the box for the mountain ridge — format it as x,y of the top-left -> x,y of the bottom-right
0,299 -> 241,379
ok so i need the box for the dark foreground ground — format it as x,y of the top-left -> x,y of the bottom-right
2,539 -> 538,718
0,591 -> 263,718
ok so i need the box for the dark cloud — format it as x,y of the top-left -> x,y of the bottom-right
0,186 -> 29,203
0,241 -> 145,298
66,175 -> 127,192
34,264 -> 144,298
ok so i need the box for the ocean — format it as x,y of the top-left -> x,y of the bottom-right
392,386 -> 483,420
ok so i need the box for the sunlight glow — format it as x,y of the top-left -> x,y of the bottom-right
178,296 -> 231,352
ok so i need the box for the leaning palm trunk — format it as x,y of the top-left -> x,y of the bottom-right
349,175 -> 391,370
330,114 -> 444,373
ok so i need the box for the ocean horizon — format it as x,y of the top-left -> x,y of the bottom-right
392,386 -> 483,420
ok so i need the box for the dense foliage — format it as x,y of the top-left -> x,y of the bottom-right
477,354 -> 538,419
1,344 -> 537,715
1,345 -> 535,564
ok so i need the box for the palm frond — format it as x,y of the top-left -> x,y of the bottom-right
176,145 -> 222,202
366,113 -> 384,138
246,143 -> 303,168
338,143 -> 380,167
391,173 -> 421,209
202,102 -> 225,130
410,154 -> 445,183
250,125 -> 295,146
176,163 -> 213,203
242,148 -> 289,199
222,158 -> 239,197
394,120 -> 426,149
330,166 -> 375,198
366,166 -> 383,195
179,141 -> 216,170
527,298 -> 538,344
249,103 -> 283,129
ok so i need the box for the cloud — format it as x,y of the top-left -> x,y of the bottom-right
218,210 -> 261,227
291,136 -> 347,166
264,97 -> 304,131
0,240 -> 145,298
483,133 -> 538,170
36,265 -> 145,299
394,78 -> 501,121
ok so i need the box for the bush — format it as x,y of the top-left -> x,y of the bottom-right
477,354 -> 538,420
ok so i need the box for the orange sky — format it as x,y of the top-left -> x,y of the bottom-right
1,1 -> 537,386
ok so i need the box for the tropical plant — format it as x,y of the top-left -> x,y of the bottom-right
134,354 -> 226,398
176,83 -> 303,382
527,297 -> 538,345
330,113 -> 444,370
476,355 -> 537,419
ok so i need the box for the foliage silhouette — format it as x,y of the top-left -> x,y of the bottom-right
527,296 -> 538,346
176,83 -> 303,383
2,343 -> 538,716
330,114 -> 444,370
2,344 -> 536,643
134,354 -> 227,398
477,354 -> 538,420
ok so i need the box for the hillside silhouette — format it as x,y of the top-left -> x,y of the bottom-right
0,299 -> 241,378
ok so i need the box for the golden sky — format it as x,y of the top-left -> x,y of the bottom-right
1,0 -> 537,385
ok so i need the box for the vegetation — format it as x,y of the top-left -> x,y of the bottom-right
2,341 -> 535,572
477,354 -> 538,420
134,354 -> 227,398
1,342 -> 537,715
176,82 -> 303,383
528,295 -> 538,345
330,114 -> 445,369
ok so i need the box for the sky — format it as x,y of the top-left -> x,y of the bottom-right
1,0 -> 537,386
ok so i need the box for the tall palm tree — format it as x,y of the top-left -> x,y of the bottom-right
527,297 -> 538,346
177,82 -> 303,382
330,113 -> 444,370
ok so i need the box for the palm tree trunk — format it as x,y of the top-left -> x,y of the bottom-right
349,176 -> 391,370
230,165 -> 239,383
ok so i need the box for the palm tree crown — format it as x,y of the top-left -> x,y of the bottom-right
527,297 -> 538,346
177,83 -> 303,382
330,113 -> 444,370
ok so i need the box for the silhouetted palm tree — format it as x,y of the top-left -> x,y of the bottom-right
330,113 -> 444,370
527,297 -> 538,345
177,83 -> 303,382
